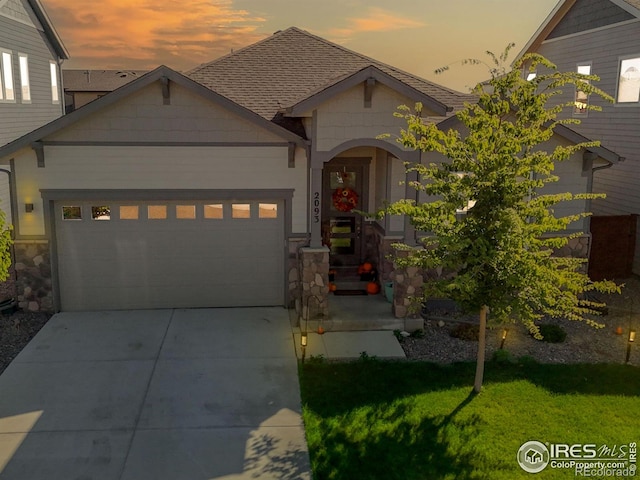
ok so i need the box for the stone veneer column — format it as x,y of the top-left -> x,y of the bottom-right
14,240 -> 53,312
297,247 -> 330,323
391,247 -> 424,321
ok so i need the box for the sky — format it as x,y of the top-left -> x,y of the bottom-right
44,0 -> 560,93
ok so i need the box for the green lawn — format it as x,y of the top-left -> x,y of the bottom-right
300,357 -> 640,480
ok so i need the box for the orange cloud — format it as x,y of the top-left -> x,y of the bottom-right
44,0 -> 267,71
328,7 -> 425,41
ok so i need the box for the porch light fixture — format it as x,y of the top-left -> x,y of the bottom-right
500,329 -> 509,349
25,203 -> 34,213
626,330 -> 636,364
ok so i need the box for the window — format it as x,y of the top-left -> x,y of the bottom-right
148,205 -> 167,219
62,206 -> 82,220
232,204 -> 251,218
50,61 -> 59,103
259,203 -> 278,219
19,54 -> 30,102
0,50 -> 15,102
120,205 -> 139,219
176,205 -> 196,219
574,64 -> 591,115
91,206 -> 110,220
617,56 -> 640,103
526,72 -> 537,81
204,204 -> 223,219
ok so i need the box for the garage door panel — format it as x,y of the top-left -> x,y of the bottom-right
55,199 -> 286,310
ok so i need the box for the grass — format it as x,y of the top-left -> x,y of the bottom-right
300,356 -> 640,480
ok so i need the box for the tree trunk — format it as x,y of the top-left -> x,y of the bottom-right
473,305 -> 488,393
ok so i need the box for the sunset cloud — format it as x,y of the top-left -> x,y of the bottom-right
45,0 -> 267,71
327,7 -> 425,41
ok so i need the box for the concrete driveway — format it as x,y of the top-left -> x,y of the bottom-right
0,308 -> 311,480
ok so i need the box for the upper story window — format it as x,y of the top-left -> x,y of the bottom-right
617,56 -> 640,104
526,72 -> 537,81
574,64 -> 591,116
50,61 -> 59,103
19,54 -> 30,103
0,50 -> 15,102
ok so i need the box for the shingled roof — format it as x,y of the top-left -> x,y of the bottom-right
187,27 -> 475,122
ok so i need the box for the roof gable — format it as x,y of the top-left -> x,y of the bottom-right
519,0 -> 640,57
27,0 -> 69,59
0,66 -> 305,159
187,27 -> 474,121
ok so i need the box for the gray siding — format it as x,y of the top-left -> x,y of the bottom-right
548,0 -> 634,39
0,13 -> 64,146
538,18 -> 640,274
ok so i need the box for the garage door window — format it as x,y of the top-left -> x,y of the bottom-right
148,205 -> 167,219
120,206 -> 139,220
176,205 -> 196,219
91,206 -> 111,220
62,206 -> 82,220
204,204 -> 223,219
259,203 -> 278,219
232,204 -> 251,219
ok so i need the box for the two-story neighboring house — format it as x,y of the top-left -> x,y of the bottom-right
63,70 -> 148,113
519,0 -> 640,278
0,0 -> 68,224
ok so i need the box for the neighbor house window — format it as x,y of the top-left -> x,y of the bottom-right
50,61 -> 59,103
574,64 -> 591,115
617,56 -> 640,103
19,54 -> 30,102
526,71 -> 537,81
0,50 -> 15,102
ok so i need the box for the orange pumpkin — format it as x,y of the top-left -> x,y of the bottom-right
328,282 -> 337,292
362,262 -> 373,273
357,265 -> 365,275
366,281 -> 380,295
615,326 -> 624,335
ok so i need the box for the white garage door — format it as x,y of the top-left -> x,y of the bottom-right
54,199 -> 285,311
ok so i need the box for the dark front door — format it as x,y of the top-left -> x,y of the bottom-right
322,158 -> 369,266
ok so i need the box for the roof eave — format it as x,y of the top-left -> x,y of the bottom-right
28,0 -> 69,59
0,66 -> 305,159
283,65 -> 452,117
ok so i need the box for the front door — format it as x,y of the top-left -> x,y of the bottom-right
322,158 -> 369,266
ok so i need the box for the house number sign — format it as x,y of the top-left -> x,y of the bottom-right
313,191 -> 320,223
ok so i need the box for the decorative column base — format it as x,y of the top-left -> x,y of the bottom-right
14,240 -> 54,312
391,247 -> 423,320
297,247 -> 330,324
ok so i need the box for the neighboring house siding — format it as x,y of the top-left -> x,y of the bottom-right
0,13 -> 64,146
313,83 -> 423,152
548,0 -> 634,39
537,19 -> 640,273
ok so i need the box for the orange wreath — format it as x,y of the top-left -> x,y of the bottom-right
332,187 -> 359,212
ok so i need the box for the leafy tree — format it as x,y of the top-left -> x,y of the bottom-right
0,209 -> 11,282
381,46 -> 620,392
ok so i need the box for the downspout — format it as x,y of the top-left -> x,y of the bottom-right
57,57 -> 65,115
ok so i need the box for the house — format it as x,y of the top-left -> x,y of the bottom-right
0,0 -> 68,225
0,27 -> 621,322
519,0 -> 640,277
63,69 -> 148,112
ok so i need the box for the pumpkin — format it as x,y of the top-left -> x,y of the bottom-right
615,326 -> 624,335
357,265 -> 365,275
328,282 -> 337,292
366,281 -> 380,295
362,262 -> 373,273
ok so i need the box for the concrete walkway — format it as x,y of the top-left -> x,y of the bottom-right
0,308 -> 310,480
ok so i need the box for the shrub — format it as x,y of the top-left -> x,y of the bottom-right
534,324 -> 567,343
450,323 -> 480,341
492,349 -> 514,364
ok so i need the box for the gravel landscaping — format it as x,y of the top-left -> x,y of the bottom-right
400,276 -> 640,366
0,310 -> 51,374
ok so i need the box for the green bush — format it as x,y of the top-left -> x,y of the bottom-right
492,349 -> 514,364
449,323 -> 479,341
534,324 -> 567,343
